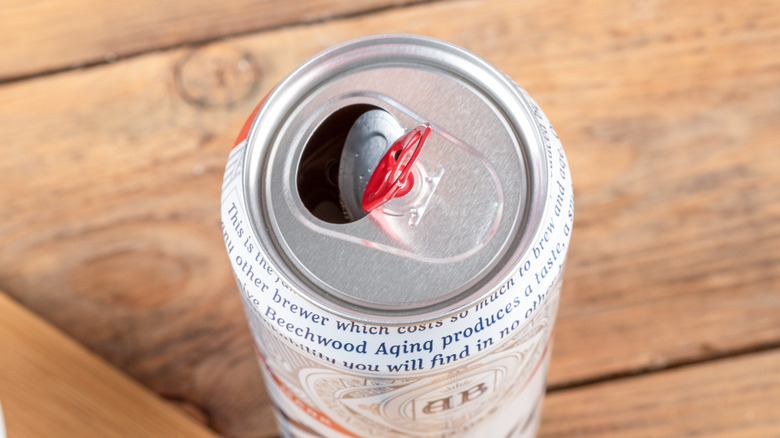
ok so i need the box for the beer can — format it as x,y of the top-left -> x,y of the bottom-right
221,34 -> 573,438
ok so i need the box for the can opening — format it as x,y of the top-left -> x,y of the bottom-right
297,104 -> 381,224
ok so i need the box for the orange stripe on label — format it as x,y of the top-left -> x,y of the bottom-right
233,92 -> 271,148
254,345 -> 361,438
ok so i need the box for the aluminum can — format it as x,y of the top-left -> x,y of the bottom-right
221,34 -> 573,438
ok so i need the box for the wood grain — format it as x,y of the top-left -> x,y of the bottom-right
0,292 -> 219,438
0,0 -> 778,436
0,0 -> 430,82
541,350 -> 780,437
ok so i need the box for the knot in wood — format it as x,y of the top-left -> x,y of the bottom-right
175,45 -> 261,109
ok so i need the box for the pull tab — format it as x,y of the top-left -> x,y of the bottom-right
362,124 -> 432,212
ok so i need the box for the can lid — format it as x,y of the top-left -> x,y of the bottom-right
244,35 -> 547,320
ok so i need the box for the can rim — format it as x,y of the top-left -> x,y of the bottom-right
242,34 -> 550,324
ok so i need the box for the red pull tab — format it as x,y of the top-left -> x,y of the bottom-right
362,123 -> 432,212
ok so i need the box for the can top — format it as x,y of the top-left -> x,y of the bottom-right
244,34 -> 548,321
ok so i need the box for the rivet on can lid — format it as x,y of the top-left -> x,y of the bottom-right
362,123 -> 431,213
339,109 -> 405,221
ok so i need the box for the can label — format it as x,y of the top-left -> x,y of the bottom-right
222,91 -> 573,437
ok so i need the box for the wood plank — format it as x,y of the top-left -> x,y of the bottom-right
0,0 -> 430,81
537,0 -> 780,385
540,350 -> 780,437
0,0 -> 778,436
0,292 -> 219,438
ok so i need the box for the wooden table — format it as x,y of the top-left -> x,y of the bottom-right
1,0 -> 778,436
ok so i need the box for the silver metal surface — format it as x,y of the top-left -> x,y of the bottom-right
243,34 -> 548,321
339,109 -> 404,221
